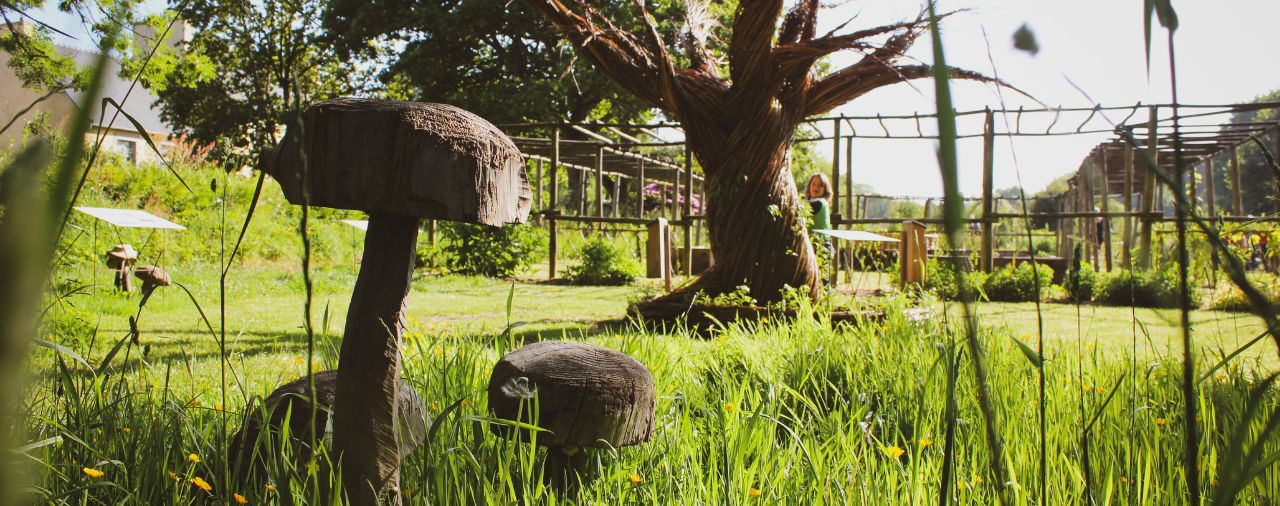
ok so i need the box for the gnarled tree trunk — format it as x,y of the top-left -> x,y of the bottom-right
678,120 -> 820,303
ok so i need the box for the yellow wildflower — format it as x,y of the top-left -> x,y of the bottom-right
460,398 -> 471,407
1095,387 -> 1106,395
430,402 -> 439,412
168,471 -> 178,481
628,472 -> 643,485
723,402 -> 736,413
187,453 -> 201,463
1156,417 -> 1168,426
121,427 -> 131,434
920,438 -> 934,448
266,483 -> 277,493
883,446 -> 906,460
972,474 -> 984,484
434,347 -> 444,357
234,493 -> 248,504
82,467 -> 105,479
214,403 -> 224,412
191,476 -> 213,492
1082,384 -> 1094,393
749,487 -> 762,497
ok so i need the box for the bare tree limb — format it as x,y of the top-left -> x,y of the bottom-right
728,0 -> 783,92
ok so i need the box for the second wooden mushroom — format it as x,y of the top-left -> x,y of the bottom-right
488,341 -> 656,492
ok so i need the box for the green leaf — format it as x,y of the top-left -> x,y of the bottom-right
1010,335 -> 1043,368
34,338 -> 90,371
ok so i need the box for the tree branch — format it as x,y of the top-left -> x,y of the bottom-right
522,0 -> 673,111
728,0 -> 783,91
805,63 -> 1012,117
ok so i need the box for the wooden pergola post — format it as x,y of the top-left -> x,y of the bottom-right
845,135 -> 854,217
636,159 -> 646,219
1205,156 -> 1219,274
1138,107 -> 1159,270
1122,143 -> 1135,267
1230,146 -> 1243,216
549,128 -> 560,279
1099,149 -> 1113,271
979,109 -> 995,272
683,142 -> 694,277
830,118 -> 842,286
535,158 -> 544,215
595,146 -> 605,218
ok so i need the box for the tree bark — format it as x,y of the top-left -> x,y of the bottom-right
333,213 -> 419,506
665,121 -> 821,303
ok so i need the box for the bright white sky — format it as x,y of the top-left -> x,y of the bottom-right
816,0 -> 1280,197
33,0 -> 1279,197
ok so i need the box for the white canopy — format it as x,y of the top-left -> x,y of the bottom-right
74,207 -> 185,230
339,219 -> 369,231
813,229 -> 899,243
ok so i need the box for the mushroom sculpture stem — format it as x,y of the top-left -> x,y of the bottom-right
332,213 -> 419,497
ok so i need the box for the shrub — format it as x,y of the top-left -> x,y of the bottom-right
982,262 -> 1053,302
1092,268 -> 1193,308
566,235 -> 639,286
919,258 -> 986,301
440,223 -> 546,278
1204,273 -> 1280,312
1064,261 -> 1099,302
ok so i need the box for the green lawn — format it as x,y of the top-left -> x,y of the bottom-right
22,264 -> 1280,504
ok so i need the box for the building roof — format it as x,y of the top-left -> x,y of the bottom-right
60,44 -> 170,136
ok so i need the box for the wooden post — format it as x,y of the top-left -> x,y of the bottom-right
845,136 -> 854,217
1098,150 -> 1113,271
899,220 -> 928,288
1230,146 -> 1243,216
612,175 -> 621,218
646,218 -> 669,280
683,143 -> 694,277
1138,107 -> 1158,269
979,109 -> 995,272
636,159 -> 646,218
535,158 -> 543,213
549,129 -> 560,279
1205,156 -> 1219,273
428,220 -> 437,247
595,146 -> 605,218
831,117 -> 841,217
1122,143 -> 1134,267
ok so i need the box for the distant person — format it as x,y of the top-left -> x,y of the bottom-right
1093,207 -> 1110,263
805,174 -> 834,279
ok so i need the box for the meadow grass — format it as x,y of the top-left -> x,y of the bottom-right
19,266 -> 1280,504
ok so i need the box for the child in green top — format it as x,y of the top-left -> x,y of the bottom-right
805,174 -> 834,279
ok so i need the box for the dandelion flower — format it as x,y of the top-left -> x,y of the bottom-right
628,472 -> 643,485
749,487 -> 762,497
723,402 -> 736,413
266,483 -> 277,493
82,467 -> 105,479
919,438 -> 934,448
883,446 -> 905,460
121,427 -> 131,434
234,493 -> 248,504
187,453 -> 201,463
191,476 -> 213,492
1156,417 -> 1168,426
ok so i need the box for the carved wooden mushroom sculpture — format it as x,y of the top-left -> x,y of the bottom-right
229,370 -> 427,489
260,97 -> 529,505
104,244 -> 137,292
133,265 -> 170,301
488,341 -> 656,492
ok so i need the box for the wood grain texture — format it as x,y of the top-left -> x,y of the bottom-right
331,215 -> 419,505
488,341 -> 654,448
261,97 -> 531,226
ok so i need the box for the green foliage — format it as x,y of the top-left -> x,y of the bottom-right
920,258 -> 986,301
982,262 -> 1052,302
566,235 -> 639,286
439,223 -> 546,278
1093,268 -> 1195,308
127,2 -> 374,157
1204,273 -> 1280,312
1064,261 -> 1100,302
0,20 -> 82,92
322,0 -> 666,125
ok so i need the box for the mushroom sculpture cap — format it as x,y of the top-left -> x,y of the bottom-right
488,341 -> 656,448
105,244 -> 138,268
260,97 -> 531,226
134,265 -> 171,287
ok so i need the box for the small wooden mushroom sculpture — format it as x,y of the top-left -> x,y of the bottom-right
488,341 -> 656,492
229,370 -> 427,494
133,265 -> 170,300
259,97 -> 530,505
104,244 -> 137,292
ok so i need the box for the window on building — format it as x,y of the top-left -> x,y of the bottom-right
116,139 -> 137,165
